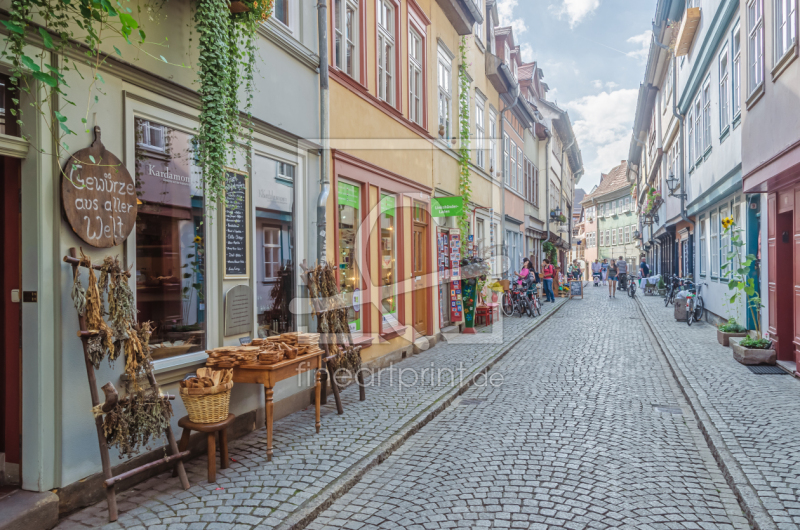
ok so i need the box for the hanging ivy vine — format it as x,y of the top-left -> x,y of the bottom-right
457,36 -> 472,256
1,0 -> 180,181
1,0 -> 272,210
194,0 -> 272,211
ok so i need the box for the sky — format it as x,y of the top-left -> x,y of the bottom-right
497,0 -> 657,191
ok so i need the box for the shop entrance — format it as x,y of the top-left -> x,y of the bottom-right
412,222 -> 428,336
775,210 -> 795,362
0,155 -> 21,487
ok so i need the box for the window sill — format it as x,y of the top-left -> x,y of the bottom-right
771,45 -> 798,82
380,324 -> 407,341
745,83 -> 765,110
152,351 -> 209,382
703,145 -> 712,161
732,113 -> 741,130
351,335 -> 375,349
719,125 -> 730,143
475,36 -> 485,53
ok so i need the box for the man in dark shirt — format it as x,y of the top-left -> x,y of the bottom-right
639,257 -> 650,278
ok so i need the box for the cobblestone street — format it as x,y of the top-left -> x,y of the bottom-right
56,284 -> 800,530
309,287 -> 749,530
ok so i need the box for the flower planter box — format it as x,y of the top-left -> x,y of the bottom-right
658,288 -> 667,296
730,337 -> 776,365
717,330 -> 747,347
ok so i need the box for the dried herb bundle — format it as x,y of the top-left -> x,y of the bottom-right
78,250 -> 115,366
101,389 -> 173,459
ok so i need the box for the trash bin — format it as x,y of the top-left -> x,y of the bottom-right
674,292 -> 688,322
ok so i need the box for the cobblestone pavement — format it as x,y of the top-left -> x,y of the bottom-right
639,291 -> 800,530
308,287 -> 749,530
56,297 -> 567,530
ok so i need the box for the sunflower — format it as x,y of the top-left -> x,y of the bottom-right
721,216 -> 734,230
193,235 -> 203,244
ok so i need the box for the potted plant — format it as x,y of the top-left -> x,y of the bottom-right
657,275 -> 666,296
557,214 -> 568,223
721,216 -> 776,364
717,318 -> 747,347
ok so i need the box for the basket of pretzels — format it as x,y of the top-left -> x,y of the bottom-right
179,368 -> 234,423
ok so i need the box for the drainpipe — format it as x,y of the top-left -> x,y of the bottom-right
544,134 -> 551,259
672,54 -> 694,274
560,136 -> 576,264
316,0 -> 330,264
499,101 -> 519,278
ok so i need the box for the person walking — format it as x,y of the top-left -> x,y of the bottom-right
541,258 -> 555,303
616,256 -> 628,291
639,256 -> 650,290
568,259 -> 582,280
591,259 -> 602,285
607,258 -> 618,297
601,258 -> 609,285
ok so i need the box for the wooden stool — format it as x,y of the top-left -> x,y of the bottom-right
475,305 -> 492,327
174,414 -> 235,483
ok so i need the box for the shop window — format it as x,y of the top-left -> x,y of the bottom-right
338,181 -> 362,335
379,193 -> 399,329
254,156 -> 295,336
0,75 -> 19,136
134,118 -> 206,360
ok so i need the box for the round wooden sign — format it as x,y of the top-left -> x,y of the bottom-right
61,126 -> 138,248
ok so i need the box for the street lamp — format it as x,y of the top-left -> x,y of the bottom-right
666,171 -> 685,199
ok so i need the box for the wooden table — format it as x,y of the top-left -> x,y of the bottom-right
233,351 -> 324,461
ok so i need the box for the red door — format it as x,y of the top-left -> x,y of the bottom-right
1,156 -> 21,485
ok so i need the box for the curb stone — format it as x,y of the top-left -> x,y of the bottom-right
275,298 -> 570,530
634,295 -> 778,530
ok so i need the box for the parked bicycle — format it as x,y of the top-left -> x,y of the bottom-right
664,274 -> 682,307
627,273 -> 638,298
684,280 -> 707,326
501,283 -> 533,317
525,283 -> 542,317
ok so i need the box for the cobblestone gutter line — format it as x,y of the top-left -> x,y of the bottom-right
635,296 -> 777,530
276,298 -> 570,530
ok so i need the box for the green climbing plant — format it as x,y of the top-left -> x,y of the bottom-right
457,36 -> 471,256
194,0 -> 271,211
0,0 -> 180,181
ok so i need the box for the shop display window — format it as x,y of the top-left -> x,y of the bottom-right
134,118 -> 206,360
379,193 -> 398,329
338,181 -> 362,335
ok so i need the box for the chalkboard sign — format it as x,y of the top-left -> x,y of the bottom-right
569,280 -> 583,299
224,171 -> 249,278
61,127 -> 138,248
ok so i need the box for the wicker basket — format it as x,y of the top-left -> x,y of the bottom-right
499,279 -> 510,291
180,382 -> 233,423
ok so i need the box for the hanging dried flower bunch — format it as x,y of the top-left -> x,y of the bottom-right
72,249 -> 171,456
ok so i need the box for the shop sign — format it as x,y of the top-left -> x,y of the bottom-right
135,126 -> 199,208
224,171 -> 249,278
338,182 -> 359,208
61,126 -> 138,248
431,196 -> 463,217
254,155 -> 293,213
224,284 -> 253,336
379,195 -> 396,216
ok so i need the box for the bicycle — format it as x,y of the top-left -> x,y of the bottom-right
525,284 -> 542,317
626,273 -> 638,298
685,281 -> 706,326
501,284 -> 532,317
664,275 -> 681,307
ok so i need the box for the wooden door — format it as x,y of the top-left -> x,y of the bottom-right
1,156 -> 21,483
412,223 -> 427,335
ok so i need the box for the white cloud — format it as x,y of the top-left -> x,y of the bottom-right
520,43 -> 534,62
591,80 -> 603,89
497,0 -> 528,35
550,0 -> 601,29
605,81 -> 619,89
626,30 -> 652,62
564,89 -> 638,185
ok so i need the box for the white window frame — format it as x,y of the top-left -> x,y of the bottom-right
699,214 -> 706,277
732,21 -> 742,117
612,228 -> 617,246
702,77 -> 711,151
377,0 -> 395,106
775,0 -> 797,62
720,204 -> 731,279
503,134 -> 510,185
719,45 -> 730,132
263,226 -> 281,281
510,139 -> 517,189
474,0 -> 484,43
409,28 -> 423,126
747,0 -> 764,94
273,0 -> 300,34
687,108 -> 694,165
517,146 -> 523,193
618,227 -> 624,245
710,209 -> 720,278
437,46 -> 453,139
489,109 -> 497,174
475,94 -> 485,168
334,0 -> 359,79
137,120 -> 165,151
624,226 -> 631,244
694,97 -> 703,160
